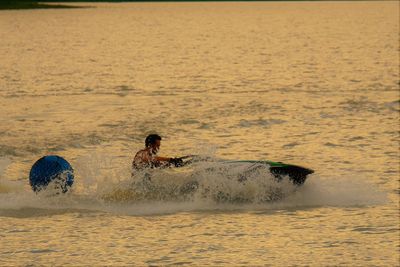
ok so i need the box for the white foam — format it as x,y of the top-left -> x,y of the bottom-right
279,175 -> 388,208
0,153 -> 389,216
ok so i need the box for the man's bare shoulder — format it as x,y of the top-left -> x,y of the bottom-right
134,149 -> 150,161
135,149 -> 146,155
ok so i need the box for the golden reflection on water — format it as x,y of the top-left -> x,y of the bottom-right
0,1 -> 399,266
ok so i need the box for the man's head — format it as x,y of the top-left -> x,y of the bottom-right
145,134 -> 162,154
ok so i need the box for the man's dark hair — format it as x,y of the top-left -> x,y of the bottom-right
145,134 -> 162,147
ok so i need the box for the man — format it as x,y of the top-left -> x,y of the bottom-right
132,134 -> 183,172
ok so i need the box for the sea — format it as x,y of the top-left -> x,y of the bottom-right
0,1 -> 399,266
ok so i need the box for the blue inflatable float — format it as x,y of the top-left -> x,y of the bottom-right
29,155 -> 74,193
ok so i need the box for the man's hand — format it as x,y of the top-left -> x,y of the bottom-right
169,157 -> 184,167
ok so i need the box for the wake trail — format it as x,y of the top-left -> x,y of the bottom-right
0,154 -> 388,217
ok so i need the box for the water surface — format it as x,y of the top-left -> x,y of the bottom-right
0,2 -> 399,266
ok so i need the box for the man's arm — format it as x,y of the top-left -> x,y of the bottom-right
154,156 -> 171,162
154,156 -> 184,167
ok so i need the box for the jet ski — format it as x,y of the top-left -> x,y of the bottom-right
178,156 -> 314,186
226,160 -> 313,185
104,156 -> 314,203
